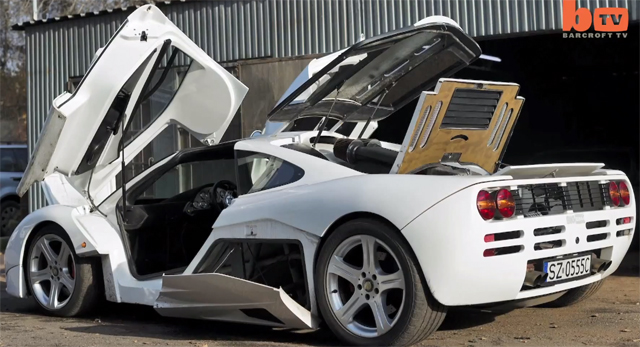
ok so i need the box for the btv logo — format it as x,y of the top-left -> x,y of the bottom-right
562,0 -> 628,38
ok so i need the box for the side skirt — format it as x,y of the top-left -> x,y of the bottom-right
155,273 -> 317,329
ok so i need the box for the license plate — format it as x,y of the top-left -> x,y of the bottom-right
544,254 -> 591,282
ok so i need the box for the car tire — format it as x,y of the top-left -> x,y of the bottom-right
544,280 -> 605,308
25,225 -> 102,317
315,218 -> 446,346
1,200 -> 21,237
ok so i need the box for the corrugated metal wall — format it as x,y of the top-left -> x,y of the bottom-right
24,0 -> 639,211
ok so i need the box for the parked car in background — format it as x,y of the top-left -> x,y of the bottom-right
1,143 -> 28,237
527,147 -> 639,249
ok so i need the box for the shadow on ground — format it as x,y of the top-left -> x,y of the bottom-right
63,316 -> 339,346
613,250 -> 640,277
1,249 -> 637,344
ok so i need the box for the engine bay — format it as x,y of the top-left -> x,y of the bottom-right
273,78 -> 526,177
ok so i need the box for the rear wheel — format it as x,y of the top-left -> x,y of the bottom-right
544,280 -> 605,307
315,218 -> 446,346
25,225 -> 101,316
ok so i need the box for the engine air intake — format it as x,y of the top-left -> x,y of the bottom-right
440,89 -> 501,130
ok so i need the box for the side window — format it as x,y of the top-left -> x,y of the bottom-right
140,159 -> 236,200
0,149 -> 18,172
124,46 -> 193,145
236,151 -> 304,195
115,46 -> 196,188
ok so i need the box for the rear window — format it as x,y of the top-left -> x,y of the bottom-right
0,148 -> 27,172
236,151 -> 304,195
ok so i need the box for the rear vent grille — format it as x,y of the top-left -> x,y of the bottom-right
567,182 -> 609,212
514,184 -> 567,217
533,226 -> 564,236
514,181 -> 608,217
587,233 -> 609,242
586,220 -> 608,229
440,88 -> 501,130
534,239 -> 565,251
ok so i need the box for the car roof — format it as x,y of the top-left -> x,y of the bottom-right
0,143 -> 28,148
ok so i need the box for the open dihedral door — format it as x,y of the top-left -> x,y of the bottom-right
391,78 -> 525,174
17,4 -> 248,203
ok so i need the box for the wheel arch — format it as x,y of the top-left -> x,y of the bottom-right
21,221 -> 66,296
4,205 -> 105,299
314,211 -> 436,304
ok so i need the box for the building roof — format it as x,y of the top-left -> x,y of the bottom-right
12,0 -> 186,30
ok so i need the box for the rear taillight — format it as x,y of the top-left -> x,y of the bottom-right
496,189 -> 516,218
609,181 -> 620,207
619,182 -> 630,205
477,190 -> 496,220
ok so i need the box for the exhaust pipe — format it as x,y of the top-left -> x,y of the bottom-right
524,270 -> 548,288
591,256 -> 612,273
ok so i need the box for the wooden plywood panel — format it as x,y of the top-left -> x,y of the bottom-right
392,79 -> 525,174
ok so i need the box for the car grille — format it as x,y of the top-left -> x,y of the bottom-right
514,181 -> 610,217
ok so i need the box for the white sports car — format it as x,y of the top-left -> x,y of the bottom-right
5,5 -> 636,346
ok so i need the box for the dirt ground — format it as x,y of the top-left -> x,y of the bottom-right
0,252 -> 638,347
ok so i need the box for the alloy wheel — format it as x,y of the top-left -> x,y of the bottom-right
28,234 -> 76,310
325,234 -> 406,338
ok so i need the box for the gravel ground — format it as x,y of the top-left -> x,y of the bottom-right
0,251 -> 638,347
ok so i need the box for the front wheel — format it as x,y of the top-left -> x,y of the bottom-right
25,225 -> 101,316
315,218 -> 446,346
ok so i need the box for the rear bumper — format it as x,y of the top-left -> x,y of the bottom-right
402,176 -> 635,307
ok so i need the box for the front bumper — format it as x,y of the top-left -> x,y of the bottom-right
402,178 -> 635,307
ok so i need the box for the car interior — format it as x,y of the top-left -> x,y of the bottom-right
118,142 -> 239,278
117,140 -> 308,279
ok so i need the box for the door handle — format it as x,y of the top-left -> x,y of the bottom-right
11,177 -> 21,181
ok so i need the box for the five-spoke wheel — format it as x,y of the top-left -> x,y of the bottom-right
316,218 -> 446,346
25,225 -> 101,317
326,235 -> 405,338
29,234 -> 76,310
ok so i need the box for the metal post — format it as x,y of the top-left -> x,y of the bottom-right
32,0 -> 38,21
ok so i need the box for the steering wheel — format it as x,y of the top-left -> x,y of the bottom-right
210,180 -> 238,210
183,183 -> 216,216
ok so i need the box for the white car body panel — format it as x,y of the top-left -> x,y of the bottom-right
4,200 -> 163,305
17,4 -> 248,200
402,171 -> 634,306
5,4 -> 636,337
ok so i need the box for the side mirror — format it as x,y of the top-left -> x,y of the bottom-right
250,130 -> 263,138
